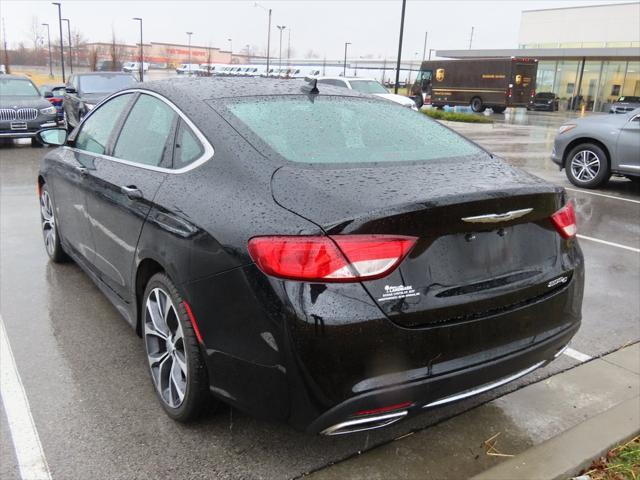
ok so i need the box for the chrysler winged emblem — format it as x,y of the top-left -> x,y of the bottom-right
461,208 -> 533,224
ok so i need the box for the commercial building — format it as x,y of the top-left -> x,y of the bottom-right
437,2 -> 640,112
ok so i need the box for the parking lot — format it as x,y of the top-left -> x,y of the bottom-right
0,109 -> 638,479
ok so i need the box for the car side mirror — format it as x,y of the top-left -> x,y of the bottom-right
65,86 -> 76,94
44,91 -> 53,98
36,128 -> 68,146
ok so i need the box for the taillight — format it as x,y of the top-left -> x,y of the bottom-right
355,401 -> 414,416
507,88 -> 512,98
247,235 -> 417,282
551,202 -> 577,239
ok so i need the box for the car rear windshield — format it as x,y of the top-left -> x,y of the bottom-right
0,78 -> 40,96
348,80 -> 389,94
223,96 -> 480,164
79,75 -> 135,94
536,92 -> 555,98
618,96 -> 640,103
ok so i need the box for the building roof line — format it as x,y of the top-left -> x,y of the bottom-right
522,1 -> 639,13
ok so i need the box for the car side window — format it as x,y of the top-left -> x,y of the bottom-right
173,120 -> 204,169
113,94 -> 178,167
74,93 -> 133,155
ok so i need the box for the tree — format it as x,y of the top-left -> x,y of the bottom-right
30,16 -> 41,52
88,45 -> 99,71
72,27 -> 88,66
109,29 -> 125,69
305,49 -> 320,59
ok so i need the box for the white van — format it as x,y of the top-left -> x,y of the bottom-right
122,61 -> 149,73
176,64 -> 200,75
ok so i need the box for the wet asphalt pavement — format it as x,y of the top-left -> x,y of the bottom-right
1,110 -> 638,480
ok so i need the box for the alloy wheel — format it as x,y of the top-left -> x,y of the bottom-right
40,190 -> 56,256
144,288 -> 188,409
570,150 -> 601,182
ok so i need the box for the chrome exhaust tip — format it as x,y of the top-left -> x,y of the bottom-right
321,410 -> 408,436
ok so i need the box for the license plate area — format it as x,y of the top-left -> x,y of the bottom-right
10,122 -> 27,131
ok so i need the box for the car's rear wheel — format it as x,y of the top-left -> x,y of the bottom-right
565,143 -> 611,188
142,273 -> 213,422
40,185 -> 68,262
470,97 -> 484,112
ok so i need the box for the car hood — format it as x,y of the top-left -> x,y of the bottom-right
77,93 -> 109,104
571,112 -> 634,127
374,93 -> 416,107
271,154 -> 557,230
0,96 -> 51,109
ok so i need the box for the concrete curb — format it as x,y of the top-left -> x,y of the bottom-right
470,396 -> 640,480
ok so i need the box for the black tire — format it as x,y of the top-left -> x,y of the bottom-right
39,184 -> 69,263
142,272 -> 214,422
492,106 -> 506,114
470,97 -> 484,113
31,137 -> 43,148
565,143 -> 611,189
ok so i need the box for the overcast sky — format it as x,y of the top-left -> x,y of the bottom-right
1,0 -> 633,60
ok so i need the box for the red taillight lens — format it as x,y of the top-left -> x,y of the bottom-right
355,401 -> 414,417
248,235 -> 417,282
551,202 -> 577,239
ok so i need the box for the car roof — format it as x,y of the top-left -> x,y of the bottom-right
133,77 -> 369,103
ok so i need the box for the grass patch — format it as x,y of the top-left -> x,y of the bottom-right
422,109 -> 493,123
10,68 -> 64,86
579,436 -> 640,480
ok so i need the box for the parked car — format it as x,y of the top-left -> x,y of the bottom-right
0,64 -> 6,74
63,72 -> 137,129
176,64 -> 200,75
552,108 -> 640,188
527,92 -> 559,111
0,74 -> 58,145
96,60 -> 123,71
40,84 -> 67,123
35,78 -> 583,434
122,62 -> 150,73
609,96 -> 640,114
316,77 -> 418,110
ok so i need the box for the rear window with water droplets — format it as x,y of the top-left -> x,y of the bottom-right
222,96 -> 481,164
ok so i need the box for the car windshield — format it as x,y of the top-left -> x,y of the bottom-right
348,80 -> 389,94
79,74 -> 135,94
536,92 -> 555,98
223,96 -> 481,164
618,96 -> 640,103
0,78 -> 40,96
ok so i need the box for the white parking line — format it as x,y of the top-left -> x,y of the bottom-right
577,234 -> 640,253
0,316 -> 51,480
563,347 -> 593,363
566,187 -> 640,205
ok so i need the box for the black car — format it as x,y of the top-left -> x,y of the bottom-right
63,72 -> 136,129
527,92 -> 559,111
0,74 -> 58,145
35,78 -> 584,435
40,84 -> 67,122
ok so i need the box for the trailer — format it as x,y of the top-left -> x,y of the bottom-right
412,57 -> 538,112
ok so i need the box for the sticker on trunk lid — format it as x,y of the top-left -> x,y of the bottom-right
378,285 -> 420,302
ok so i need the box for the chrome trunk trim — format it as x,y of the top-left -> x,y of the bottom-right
321,411 -> 408,436
461,208 -> 533,223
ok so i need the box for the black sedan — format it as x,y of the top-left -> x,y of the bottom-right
527,92 -> 559,111
35,78 -> 584,434
63,72 -> 136,129
0,74 -> 58,145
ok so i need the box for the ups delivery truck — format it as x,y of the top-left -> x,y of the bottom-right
412,58 -> 538,113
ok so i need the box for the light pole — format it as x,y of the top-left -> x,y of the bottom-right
287,28 -> 291,67
343,42 -> 351,77
428,48 -> 435,60
186,31 -> 193,75
422,31 -> 428,61
42,23 -> 53,78
394,0 -> 407,94
254,3 -> 271,76
228,38 -> 232,56
276,25 -> 285,69
245,44 -> 251,62
133,17 -> 143,81
469,26 -> 474,49
62,18 -> 72,73
52,2 -> 65,82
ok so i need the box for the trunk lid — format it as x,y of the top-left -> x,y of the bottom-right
272,155 -> 571,329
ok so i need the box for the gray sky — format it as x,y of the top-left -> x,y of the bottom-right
1,0 -> 633,60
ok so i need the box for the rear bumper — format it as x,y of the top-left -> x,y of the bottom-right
308,321 -> 578,434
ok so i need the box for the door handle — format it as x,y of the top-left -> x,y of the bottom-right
120,185 -> 143,200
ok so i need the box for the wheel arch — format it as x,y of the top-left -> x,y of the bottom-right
134,257 -> 166,336
562,137 -> 611,169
